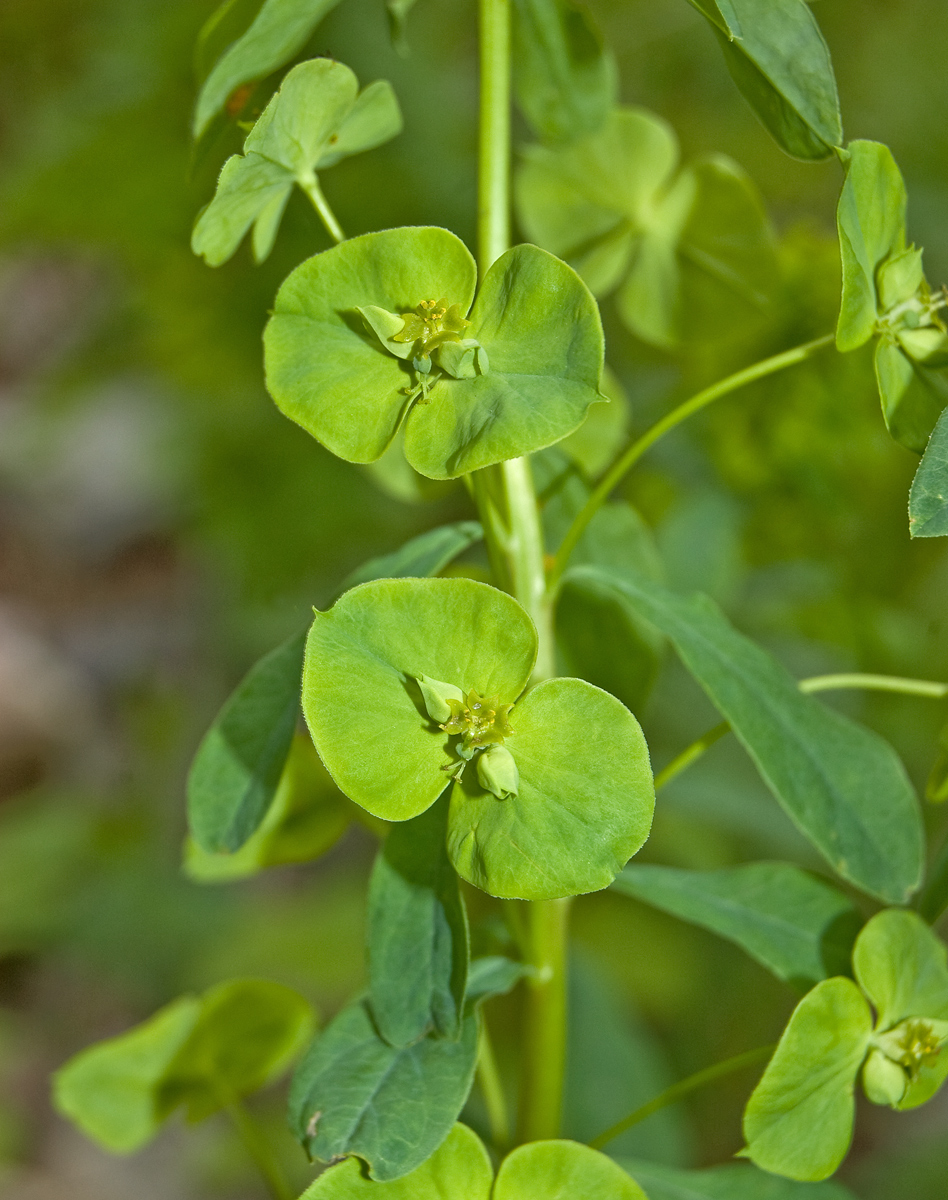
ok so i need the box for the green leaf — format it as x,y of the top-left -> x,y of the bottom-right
194,0 -> 264,87
187,629 -> 305,854
566,566 -> 924,904
193,60 -> 402,267
612,862 -> 861,987
402,244 -> 604,479
620,1156 -> 858,1199
192,152 -> 293,267
874,338 -> 948,454
686,0 -> 842,161
465,955 -> 531,1004
910,405 -> 948,537
53,980 -> 313,1151
742,977 -> 873,1181
447,677 -> 654,899
514,108 -> 776,347
368,796 -> 469,1046
184,733 -> 351,882
341,521 -> 483,590
512,0 -> 617,144
493,1139 -> 648,1199
288,999 -> 479,1181
300,1121 -> 493,1198
302,577 -> 537,822
836,140 -> 907,352
194,0 -> 343,137
160,979 -> 315,1120
852,909 -> 948,1029
264,227 -> 478,465
53,997 -> 200,1153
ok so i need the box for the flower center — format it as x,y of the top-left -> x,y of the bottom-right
392,297 -> 470,359
440,689 -> 514,758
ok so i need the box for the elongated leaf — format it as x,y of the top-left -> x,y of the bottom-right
742,977 -> 872,1181
567,566 -> 924,903
289,999 -> 479,1181
494,1140 -> 648,1199
185,733 -> 351,882
910,405 -> 948,537
341,521 -> 482,590
194,0 -> 343,137
836,140 -> 907,352
187,629 -> 306,854
620,1156 -> 857,1199
512,0 -> 617,144
612,862 -> 860,987
464,956 -> 530,1003
368,797 -> 469,1047
686,0 -> 842,160
301,1122 -> 493,1198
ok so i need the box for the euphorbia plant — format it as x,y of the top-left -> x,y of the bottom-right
52,0 -> 948,1198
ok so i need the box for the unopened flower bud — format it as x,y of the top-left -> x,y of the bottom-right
863,1047 -> 907,1107
418,675 -> 464,724
476,744 -> 519,800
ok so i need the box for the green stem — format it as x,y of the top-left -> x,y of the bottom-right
516,897 -> 571,1144
477,0 -> 510,276
654,672 -> 948,795
301,176 -> 345,244
588,1043 -> 775,1151
223,1096 -> 293,1200
477,1012 -> 511,1151
548,334 -> 835,592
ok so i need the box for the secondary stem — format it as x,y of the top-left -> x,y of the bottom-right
223,1095 -> 293,1200
588,1043 -> 775,1151
655,672 -> 948,794
302,176 -> 345,244
477,0 -> 511,276
478,1014 -> 511,1151
548,334 -> 835,591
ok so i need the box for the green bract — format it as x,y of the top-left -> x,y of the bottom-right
836,140 -> 948,452
302,577 -> 654,899
263,226 -> 605,478
743,909 -> 948,1181
192,59 -> 402,266
515,107 -> 776,348
302,1123 -> 648,1198
53,979 -> 314,1153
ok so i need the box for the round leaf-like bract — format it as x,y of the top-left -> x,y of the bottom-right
447,678 -> 654,899
302,578 -> 538,821
401,244 -> 605,478
852,908 -> 948,1029
742,977 -> 873,1181
494,1140 -> 648,1200
300,1122 -> 493,1199
264,228 -> 478,463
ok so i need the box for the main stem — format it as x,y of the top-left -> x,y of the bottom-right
477,0 -> 567,1144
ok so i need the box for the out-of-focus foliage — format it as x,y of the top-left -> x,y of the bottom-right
1,0 -> 948,1197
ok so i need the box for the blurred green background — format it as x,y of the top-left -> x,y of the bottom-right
1,0 -> 947,1196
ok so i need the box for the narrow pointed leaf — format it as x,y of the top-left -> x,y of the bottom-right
288,999 -> 479,1181
300,1122 -> 493,1198
368,797 -> 469,1046
340,521 -> 482,590
567,566 -> 924,903
494,1140 -> 648,1199
910,406 -> 948,537
613,862 -> 861,986
742,977 -> 872,1181
512,0 -> 617,144
686,0 -> 842,160
194,0 -> 343,137
187,629 -> 306,854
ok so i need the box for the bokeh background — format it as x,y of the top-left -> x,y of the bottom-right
1,0 -> 947,1196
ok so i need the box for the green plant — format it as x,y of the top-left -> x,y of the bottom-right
51,0 -> 948,1196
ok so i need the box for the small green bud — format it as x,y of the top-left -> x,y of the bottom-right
870,1016 -> 948,1097
435,338 -> 489,380
863,1047 -> 908,1106
418,675 -> 464,724
897,326 -> 948,365
476,744 -> 519,800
